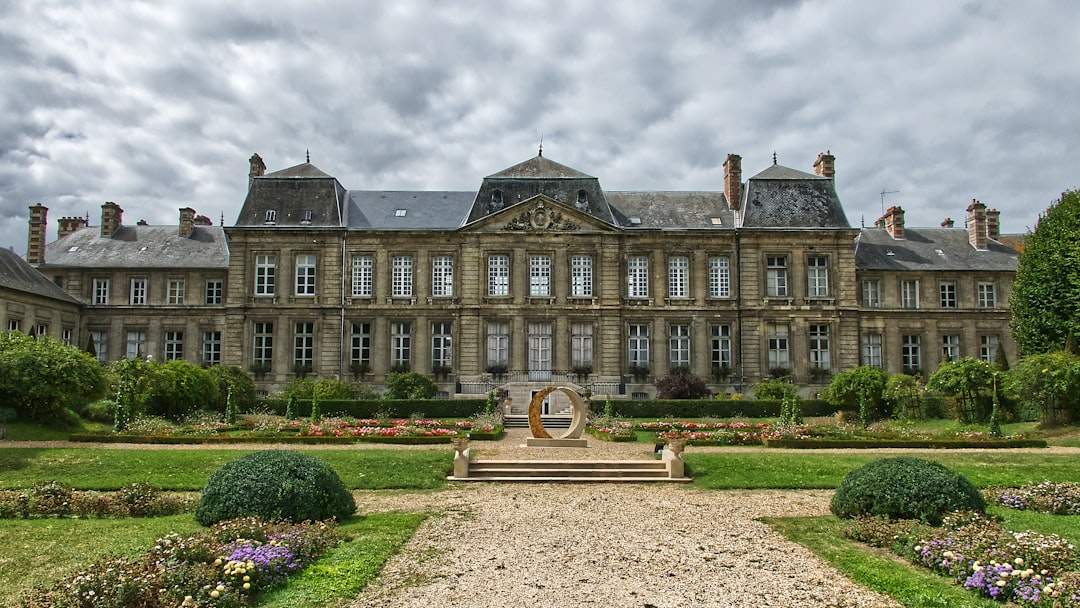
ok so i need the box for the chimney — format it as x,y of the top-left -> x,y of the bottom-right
723,154 -> 742,210
194,214 -> 212,226
813,150 -> 836,180
941,217 -> 954,228
179,207 -> 196,237
58,216 -> 88,239
249,153 -> 266,190
882,205 -> 905,239
100,202 -> 123,237
27,204 -> 47,265
986,208 -> 1000,240
967,199 -> 987,250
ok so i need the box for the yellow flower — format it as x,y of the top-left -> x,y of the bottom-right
243,575 -> 250,582
243,582 -> 251,590
996,580 -> 1007,587
1015,557 -> 1024,565
216,584 -> 225,592
210,590 -> 220,599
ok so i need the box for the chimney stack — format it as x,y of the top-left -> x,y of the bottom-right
27,204 -> 47,265
723,154 -> 742,210
194,214 -> 212,226
986,208 -> 1000,240
813,150 -> 836,180
967,199 -> 988,250
881,205 -> 905,239
179,207 -> 196,237
100,202 -> 123,237
941,217 -> 954,228
58,216 -> 88,239
249,153 -> 266,190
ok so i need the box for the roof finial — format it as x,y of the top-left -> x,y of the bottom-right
306,149 -> 310,163
772,151 -> 777,166
538,133 -> 543,157
220,211 -> 225,226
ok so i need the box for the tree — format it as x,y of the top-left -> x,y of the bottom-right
140,360 -> 219,421
1011,190 -> 1080,356
883,373 -> 923,420
926,357 -> 993,422
384,372 -> 437,399
656,368 -> 710,399
752,378 -> 797,400
0,332 -> 107,421
1005,350 -> 1080,425
822,366 -> 889,417
206,365 -> 256,412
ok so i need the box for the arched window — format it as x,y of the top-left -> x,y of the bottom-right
264,209 -> 277,223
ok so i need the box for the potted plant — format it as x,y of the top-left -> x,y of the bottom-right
711,363 -> 732,383
349,360 -> 370,380
432,364 -> 452,380
292,362 -> 313,377
571,364 -> 593,381
389,362 -> 411,374
628,364 -> 650,381
250,364 -> 271,379
486,364 -> 508,379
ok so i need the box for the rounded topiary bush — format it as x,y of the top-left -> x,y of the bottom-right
195,450 -> 356,526
830,456 -> 984,525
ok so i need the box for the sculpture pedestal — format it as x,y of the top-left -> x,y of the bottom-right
525,437 -> 589,448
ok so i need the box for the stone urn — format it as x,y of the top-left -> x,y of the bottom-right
666,439 -> 686,456
451,437 -> 470,455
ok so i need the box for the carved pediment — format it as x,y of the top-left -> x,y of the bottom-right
505,201 -> 579,232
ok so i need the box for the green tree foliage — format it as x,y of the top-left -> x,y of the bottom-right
282,376 -> 315,400
883,373 -> 923,420
927,357 -> 993,422
751,378 -> 797,400
110,358 -> 218,421
205,365 -> 256,412
313,378 -> 356,400
224,387 -> 237,424
0,332 -> 106,421
822,366 -> 888,416
1005,350 -> 1080,425
285,392 -> 299,420
1011,190 -> 1080,356
655,367 -> 711,399
384,372 -> 437,399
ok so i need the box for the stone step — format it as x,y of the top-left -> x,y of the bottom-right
454,475 -> 692,483
470,459 -> 665,471
451,458 -> 690,483
503,415 -> 572,429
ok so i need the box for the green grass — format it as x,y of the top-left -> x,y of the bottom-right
986,505 -> 1080,545
0,448 -> 452,490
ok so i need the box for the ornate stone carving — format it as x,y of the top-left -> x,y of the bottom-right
505,202 -> 579,232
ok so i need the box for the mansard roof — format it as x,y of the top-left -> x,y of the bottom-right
485,155 -> 595,179
466,155 -> 616,225
0,248 -> 80,304
345,191 -> 474,230
856,227 -> 1019,272
40,225 -> 229,269
605,192 -> 735,229
741,164 -> 850,228
235,162 -> 345,227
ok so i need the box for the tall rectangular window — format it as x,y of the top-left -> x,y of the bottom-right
431,256 -> 454,298
295,254 -> 317,296
254,254 -> 276,296
709,257 -> 730,298
902,335 -> 922,374
391,322 -> 411,367
205,279 -> 223,305
167,278 -> 185,304
978,282 -> 997,308
628,324 -> 649,367
61,328 -> 72,345
350,323 -> 371,368
668,256 -> 689,298
669,324 -> 690,368
627,257 -> 649,298
766,257 -> 788,297
980,335 -> 999,363
129,278 -> 147,305
529,255 -> 551,296
93,278 -> 110,305
809,324 -> 830,371
942,334 -> 960,361
293,322 -> 314,369
351,255 -> 374,297
900,279 -> 920,308
767,324 -> 790,371
392,256 -> 413,297
90,330 -> 108,363
711,324 -> 732,370
35,323 -> 47,338
862,280 -> 881,307
253,322 -> 274,366
6,319 -> 19,333
164,331 -> 183,361
125,330 -> 147,359
431,322 -> 452,370
939,281 -> 957,308
486,322 -> 509,368
861,333 -> 882,368
570,255 -> 592,297
488,255 -> 510,296
528,322 -> 552,380
202,331 -> 222,365
807,256 -> 829,297
571,323 -> 593,367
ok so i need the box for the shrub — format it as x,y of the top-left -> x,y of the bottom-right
313,378 -> 355,400
195,450 -> 356,526
655,367 -> 711,399
384,372 -> 437,399
80,399 -> 116,423
0,332 -> 107,421
752,378 -> 796,400
206,364 -> 257,412
831,457 -> 985,525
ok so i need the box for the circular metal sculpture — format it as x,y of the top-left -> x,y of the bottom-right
527,386 -> 587,440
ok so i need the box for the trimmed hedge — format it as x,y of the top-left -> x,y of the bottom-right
592,398 -> 838,418
763,438 -> 1048,449
253,398 -> 487,419
830,457 -> 985,524
67,433 -> 506,445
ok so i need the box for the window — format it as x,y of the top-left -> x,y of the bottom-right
346,323 -> 370,370
809,324 -> 830,371
90,330 -> 108,363
488,255 -> 510,296
861,333 -> 882,368
202,331 -> 222,365
628,324 -> 649,367
900,279 -> 920,308
570,255 -> 592,297
253,322 -> 273,366
902,335 -> 922,374
392,256 -> 413,297
205,279 -> 223,305
61,328 -> 72,345
34,323 -> 47,338
862,280 -> 881,307
766,257 -> 788,297
527,322 -> 552,381
432,256 -> 454,298
6,319 -> 19,333
163,331 -> 183,360
293,322 -> 314,369
301,209 -> 313,222
129,278 -> 147,305
709,257 -> 730,298
254,254 -> 276,296
807,257 -> 829,297
431,322 -> 452,370
939,281 -> 957,308
166,278 -> 185,304
486,322 -> 509,368
295,254 -> 317,296
125,330 -> 147,359
529,255 -> 551,296
767,323 -> 790,371
351,255 -> 374,297
571,323 -> 593,367
627,257 -> 649,298
391,322 -> 411,367
264,210 -> 277,223
978,282 -> 997,308
669,324 -> 690,368
942,334 -> 960,361
711,324 -> 732,371
980,335 -> 999,363
668,256 -> 689,298
93,278 -> 109,305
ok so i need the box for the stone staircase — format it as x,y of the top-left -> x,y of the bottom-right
450,458 -> 690,483
503,414 -> 571,429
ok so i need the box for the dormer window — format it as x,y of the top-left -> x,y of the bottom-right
710,217 -> 723,226
489,190 -> 504,212
264,209 -> 277,223
395,209 -> 407,217
575,189 -> 589,212
301,209 -> 314,222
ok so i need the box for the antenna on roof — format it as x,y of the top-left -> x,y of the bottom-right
772,151 -> 777,165
306,149 -> 310,163
538,133 -> 543,157
880,189 -> 899,215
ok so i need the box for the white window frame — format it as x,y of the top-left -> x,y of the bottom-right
431,322 -> 452,369
167,278 -> 185,305
129,277 -> 147,305
628,324 -> 650,366
488,255 -> 510,296
766,257 -> 788,297
202,331 -> 222,366
978,282 -> 997,308
939,281 -> 957,308
668,256 -> 689,299
164,330 -> 183,361
486,322 -> 509,367
125,330 -> 147,359
350,322 -> 371,367
391,321 -> 411,367
392,256 -> 413,297
253,322 -> 274,366
708,257 -> 730,298
571,323 -> 593,367
93,278 -> 110,305
627,257 -> 649,298
861,333 -> 882,368
942,334 -> 960,361
527,322 -> 552,380
902,335 -> 922,373
900,279 -> 920,309
293,322 -> 314,369
807,256 -> 829,298
295,254 -> 317,296
205,279 -> 223,305
90,330 -> 108,363
669,324 -> 690,368
351,255 -> 374,297
431,256 -> 454,298
570,255 -> 593,297
254,254 -> 276,296
862,280 -> 881,308
767,323 -> 790,370
529,255 -> 551,296
980,335 -> 999,363
711,324 -> 732,370
809,324 -> 830,371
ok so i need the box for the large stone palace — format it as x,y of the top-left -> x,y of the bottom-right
3,149 -> 1019,399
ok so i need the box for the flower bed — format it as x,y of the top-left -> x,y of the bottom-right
0,481 -> 194,519
987,482 -> 1080,515
763,438 -> 1048,449
585,426 -> 636,442
644,422 -> 772,446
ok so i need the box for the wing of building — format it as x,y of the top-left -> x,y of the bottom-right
15,149 -> 1019,403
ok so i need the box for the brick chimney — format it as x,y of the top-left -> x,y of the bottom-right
194,214 -> 212,226
723,154 -> 742,210
249,153 -> 266,190
967,199 -> 987,250
27,204 -> 47,265
813,150 -> 836,180
179,207 -> 196,237
986,208 -> 1000,240
882,205 -> 905,239
100,202 -> 123,237
941,217 -> 954,228
58,216 -> 88,238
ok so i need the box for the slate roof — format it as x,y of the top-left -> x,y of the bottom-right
855,227 -> 1018,272
345,191 -> 475,230
485,155 -> 595,179
40,225 -> 229,269
741,164 -> 851,228
0,248 -> 80,304
466,155 -> 616,225
605,192 -> 734,229
235,162 -> 345,227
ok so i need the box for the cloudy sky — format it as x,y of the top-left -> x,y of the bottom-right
3,0 -> 1078,253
